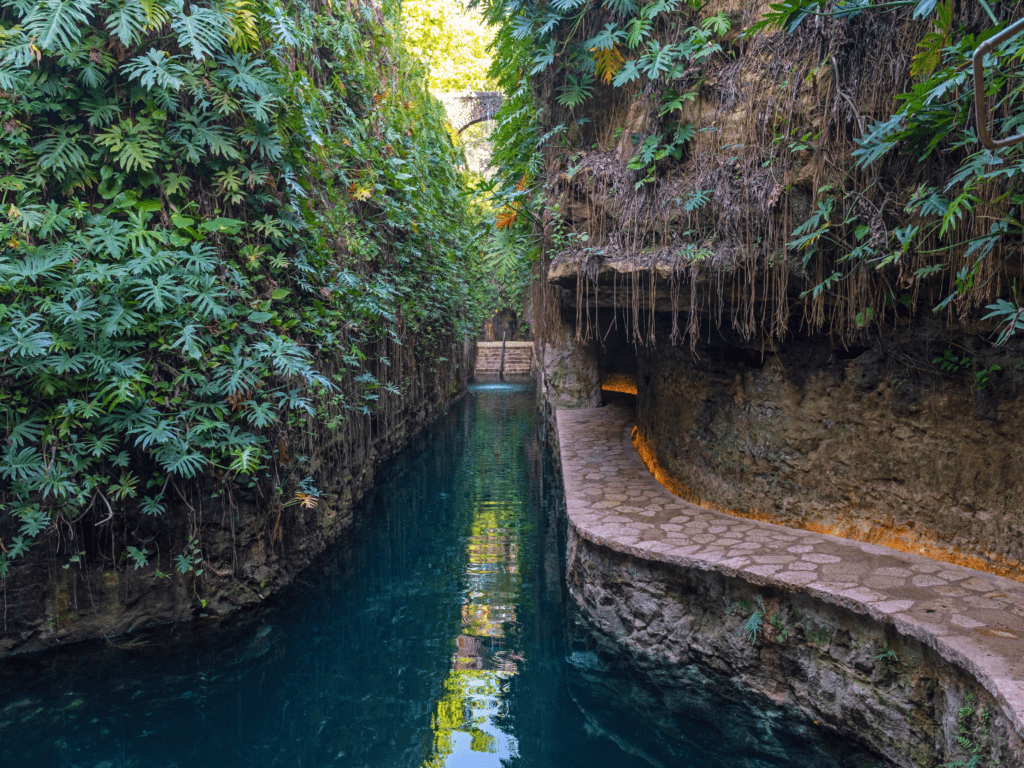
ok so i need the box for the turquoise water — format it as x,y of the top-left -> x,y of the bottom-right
0,383 -> 883,767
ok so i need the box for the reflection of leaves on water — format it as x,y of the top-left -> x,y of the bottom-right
422,669 -> 516,766
469,726 -> 497,752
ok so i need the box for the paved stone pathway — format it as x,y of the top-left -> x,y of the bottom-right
558,403 -> 1024,740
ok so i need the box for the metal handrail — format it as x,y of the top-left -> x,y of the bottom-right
499,331 -> 506,381
973,16 -> 1024,150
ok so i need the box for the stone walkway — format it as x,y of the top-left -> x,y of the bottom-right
557,403 -> 1024,740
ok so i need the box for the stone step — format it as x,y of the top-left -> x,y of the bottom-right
473,341 -> 535,377
476,356 -> 533,364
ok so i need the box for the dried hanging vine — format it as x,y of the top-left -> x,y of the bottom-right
478,0 -> 1024,349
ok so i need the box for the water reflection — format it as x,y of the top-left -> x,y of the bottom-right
422,384 -> 529,767
0,382 -> 886,768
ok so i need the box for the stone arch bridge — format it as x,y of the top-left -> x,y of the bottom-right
434,91 -> 503,133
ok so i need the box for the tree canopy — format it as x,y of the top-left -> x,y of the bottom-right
402,0 -> 495,91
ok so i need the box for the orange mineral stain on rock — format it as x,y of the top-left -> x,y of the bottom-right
630,426 -> 1024,584
601,373 -> 638,395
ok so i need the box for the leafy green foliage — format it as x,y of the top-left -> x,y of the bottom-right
683,189 -> 710,212
557,70 -> 595,108
0,0 -> 487,572
476,0 -> 733,286
627,123 -> 695,185
942,693 -> 994,768
477,0 -> 1024,353
742,607 -> 763,644
746,0 -> 1024,339
983,298 -> 1024,345
22,0 -> 96,51
739,596 -> 766,644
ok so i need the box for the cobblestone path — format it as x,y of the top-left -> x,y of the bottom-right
558,403 -> 1024,739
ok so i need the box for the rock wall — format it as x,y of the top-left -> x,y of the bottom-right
0,348 -> 471,656
567,526 -> 1024,767
479,309 -> 524,342
532,295 -> 603,462
631,327 -> 1024,577
535,306 -> 602,412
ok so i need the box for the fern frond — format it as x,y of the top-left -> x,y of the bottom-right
683,189 -> 710,212
94,118 -> 162,172
105,0 -> 148,46
138,0 -> 169,26
168,109 -> 242,162
495,204 -> 519,230
556,70 -> 594,108
593,43 -> 624,84
239,119 -> 282,159
484,227 -> 522,277
0,28 -> 37,89
216,52 -> 278,97
0,66 -> 29,91
34,126 -> 90,177
122,49 -> 188,91
743,611 -> 762,643
262,1 -> 302,46
5,417 -> 44,449
153,438 -> 206,477
80,92 -> 120,128
229,445 -> 260,474
0,446 -> 43,481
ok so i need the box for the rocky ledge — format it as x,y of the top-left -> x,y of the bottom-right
558,403 -> 1024,766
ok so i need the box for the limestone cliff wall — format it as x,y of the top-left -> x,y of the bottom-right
631,328 -> 1024,576
530,0 -> 1024,577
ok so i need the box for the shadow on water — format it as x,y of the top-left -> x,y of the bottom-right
0,384 -> 886,767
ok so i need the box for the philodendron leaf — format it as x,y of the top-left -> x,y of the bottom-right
135,198 -> 162,212
200,217 -> 244,234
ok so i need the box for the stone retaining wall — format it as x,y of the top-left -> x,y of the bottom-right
558,404 -> 1024,767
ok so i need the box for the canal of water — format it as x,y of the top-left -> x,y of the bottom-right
0,383 -> 884,767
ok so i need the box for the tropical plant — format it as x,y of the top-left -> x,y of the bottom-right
473,0 -> 1024,351
0,0 -> 489,579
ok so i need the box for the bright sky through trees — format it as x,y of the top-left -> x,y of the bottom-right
401,0 -> 495,92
